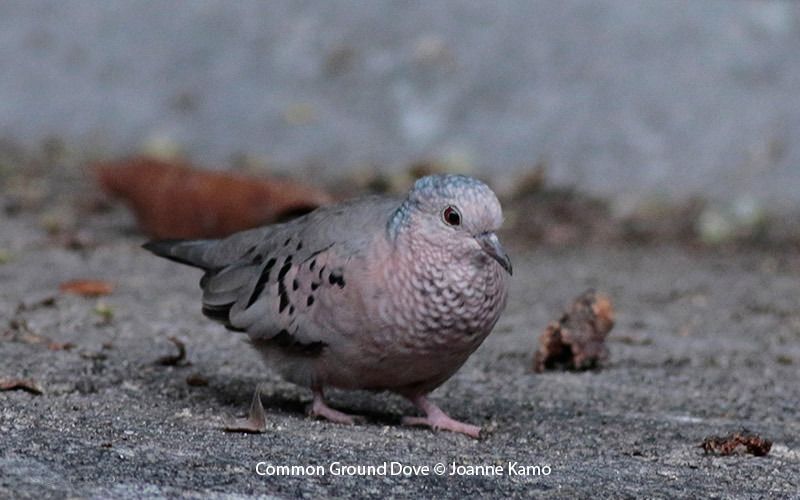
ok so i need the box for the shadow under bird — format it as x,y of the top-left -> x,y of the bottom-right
143,174 -> 512,437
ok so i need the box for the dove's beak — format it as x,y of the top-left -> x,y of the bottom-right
477,232 -> 512,275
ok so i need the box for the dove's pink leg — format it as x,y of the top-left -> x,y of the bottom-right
307,388 -> 362,425
402,395 -> 481,438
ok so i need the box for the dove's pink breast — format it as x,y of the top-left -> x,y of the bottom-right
302,236 -> 509,395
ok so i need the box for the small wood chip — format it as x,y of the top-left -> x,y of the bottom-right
185,373 -> 209,387
79,350 -> 108,361
701,431 -> 772,457
59,279 -> 114,297
224,387 -> 267,433
47,341 -> 75,351
0,377 -> 43,395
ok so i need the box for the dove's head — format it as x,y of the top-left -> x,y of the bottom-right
389,174 -> 512,275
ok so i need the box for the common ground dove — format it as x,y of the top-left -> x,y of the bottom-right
143,174 -> 511,437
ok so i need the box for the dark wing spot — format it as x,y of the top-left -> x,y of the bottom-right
246,257 -> 277,308
277,257 -> 293,313
311,282 -> 319,291
251,253 -> 263,265
296,241 -> 303,251
318,265 -> 326,279
292,279 -> 299,291
278,278 -> 290,312
283,238 -> 292,247
279,256 -> 293,278
279,288 -> 289,313
307,295 -> 314,306
289,305 -> 295,315
328,269 -> 345,288
309,259 -> 316,271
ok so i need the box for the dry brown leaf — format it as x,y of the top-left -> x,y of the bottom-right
93,156 -> 333,239
224,388 -> 267,433
533,289 -> 615,372
0,377 -> 43,395
59,279 -> 114,297
701,431 -> 772,457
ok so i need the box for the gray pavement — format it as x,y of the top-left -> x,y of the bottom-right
2,204 -> 799,498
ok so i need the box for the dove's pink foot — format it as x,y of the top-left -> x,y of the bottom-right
307,390 -> 362,425
402,395 -> 481,438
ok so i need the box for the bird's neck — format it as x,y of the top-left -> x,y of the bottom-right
386,199 -> 415,242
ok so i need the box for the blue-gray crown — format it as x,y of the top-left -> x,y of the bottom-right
387,174 -> 499,238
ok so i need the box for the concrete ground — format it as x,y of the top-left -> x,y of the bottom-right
1,196 -> 800,498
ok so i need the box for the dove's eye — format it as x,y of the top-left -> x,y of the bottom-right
442,206 -> 461,226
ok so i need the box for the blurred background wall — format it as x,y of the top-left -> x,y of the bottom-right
1,0 -> 798,207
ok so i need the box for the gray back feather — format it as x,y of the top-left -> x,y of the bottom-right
174,195 -> 400,346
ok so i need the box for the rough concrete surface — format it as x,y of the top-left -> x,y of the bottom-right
2,197 -> 799,498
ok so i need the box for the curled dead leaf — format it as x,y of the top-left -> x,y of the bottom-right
92,156 -> 333,239
156,336 -> 189,366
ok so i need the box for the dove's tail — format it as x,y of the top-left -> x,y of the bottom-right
142,239 -> 216,270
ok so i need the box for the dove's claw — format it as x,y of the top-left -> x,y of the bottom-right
402,395 -> 481,438
307,390 -> 364,425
